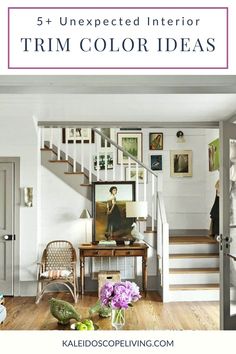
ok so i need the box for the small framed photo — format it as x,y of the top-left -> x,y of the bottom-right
93,153 -> 113,171
99,128 -> 115,151
151,155 -> 162,171
125,167 -> 147,183
170,150 -> 192,177
149,133 -> 163,150
117,132 -> 143,164
62,128 -> 94,144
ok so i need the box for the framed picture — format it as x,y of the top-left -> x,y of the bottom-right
99,128 -> 115,150
62,128 -> 95,144
117,132 -> 143,164
208,138 -> 219,171
170,150 -> 192,177
125,167 -> 147,183
151,155 -> 162,171
149,133 -> 163,150
93,153 -> 113,170
93,181 -> 135,242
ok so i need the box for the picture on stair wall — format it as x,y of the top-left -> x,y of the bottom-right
125,167 -> 147,183
62,128 -> 95,144
151,155 -> 162,171
117,132 -> 143,164
149,132 -> 163,150
170,150 -> 192,177
93,153 -> 113,170
93,181 -> 135,242
99,128 -> 115,150
208,138 -> 220,171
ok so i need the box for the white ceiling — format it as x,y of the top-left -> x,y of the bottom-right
0,75 -> 236,126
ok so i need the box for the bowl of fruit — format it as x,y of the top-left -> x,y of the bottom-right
71,319 -> 98,331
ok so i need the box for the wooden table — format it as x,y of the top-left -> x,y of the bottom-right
79,243 -> 148,295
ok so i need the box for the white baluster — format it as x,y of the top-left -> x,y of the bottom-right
112,143 -> 116,181
127,157 -> 131,180
144,169 -> 147,201
41,127 -> 44,149
49,126 -> 53,149
136,162 -> 139,201
96,133 -> 100,181
73,128 -> 76,173
89,134 -> 92,184
151,174 -> 155,231
104,139 -> 108,181
81,130 -> 84,173
120,152 -> 124,180
65,128 -> 68,161
57,128 -> 61,160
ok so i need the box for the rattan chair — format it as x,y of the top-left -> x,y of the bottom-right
35,240 -> 78,304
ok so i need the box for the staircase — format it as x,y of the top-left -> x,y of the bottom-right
39,126 -> 220,302
168,234 -> 219,301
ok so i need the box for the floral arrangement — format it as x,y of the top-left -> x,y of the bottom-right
100,281 -> 141,309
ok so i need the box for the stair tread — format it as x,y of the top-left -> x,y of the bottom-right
48,160 -> 69,163
169,236 -> 217,244
169,267 -> 219,274
81,184 -> 92,187
41,148 -> 53,151
64,172 -> 86,175
170,253 -> 219,259
170,283 -> 219,290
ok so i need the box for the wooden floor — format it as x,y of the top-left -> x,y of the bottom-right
1,292 -> 219,330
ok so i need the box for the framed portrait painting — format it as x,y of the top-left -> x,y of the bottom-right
93,181 -> 135,242
117,132 -> 143,164
62,128 -> 95,144
170,150 -> 192,177
149,133 -> 163,150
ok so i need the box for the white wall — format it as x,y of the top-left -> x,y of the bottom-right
0,108 -> 39,281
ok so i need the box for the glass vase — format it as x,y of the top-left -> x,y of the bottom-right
111,308 -> 125,330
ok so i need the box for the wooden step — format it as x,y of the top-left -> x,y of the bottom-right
64,172 -> 86,175
170,283 -> 219,291
80,184 -> 92,187
48,160 -> 69,163
144,227 -> 157,234
169,268 -> 219,274
40,148 -> 53,151
169,236 -> 217,244
170,253 -> 219,259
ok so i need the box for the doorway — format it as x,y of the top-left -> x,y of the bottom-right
0,157 -> 20,296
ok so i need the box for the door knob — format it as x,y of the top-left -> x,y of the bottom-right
2,235 -> 15,241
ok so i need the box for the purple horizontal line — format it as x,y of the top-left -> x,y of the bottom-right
8,7 -> 228,10
8,67 -> 228,70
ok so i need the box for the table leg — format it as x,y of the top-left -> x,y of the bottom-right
80,254 -> 85,295
142,251 -> 148,297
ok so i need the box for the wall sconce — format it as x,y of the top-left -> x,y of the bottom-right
176,130 -> 185,143
23,187 -> 33,207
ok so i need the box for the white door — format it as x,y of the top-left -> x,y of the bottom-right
0,162 -> 14,295
220,121 -> 236,329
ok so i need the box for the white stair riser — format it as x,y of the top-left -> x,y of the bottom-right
168,290 -> 219,302
169,273 -> 219,285
169,244 -> 219,254
169,258 -> 219,268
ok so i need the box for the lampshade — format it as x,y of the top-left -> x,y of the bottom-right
80,209 -> 91,219
126,201 -> 148,218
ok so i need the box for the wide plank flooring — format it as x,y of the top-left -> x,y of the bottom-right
1,292 -> 219,330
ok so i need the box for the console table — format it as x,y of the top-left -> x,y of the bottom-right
79,243 -> 148,295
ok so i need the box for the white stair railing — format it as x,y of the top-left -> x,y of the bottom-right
39,125 -> 169,301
